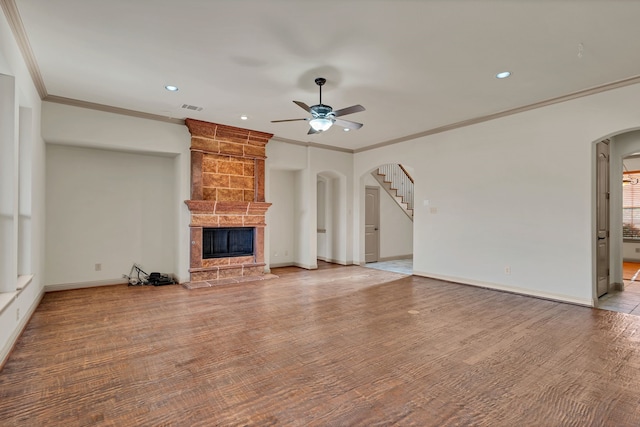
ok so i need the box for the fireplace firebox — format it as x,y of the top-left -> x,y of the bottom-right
203,227 -> 254,259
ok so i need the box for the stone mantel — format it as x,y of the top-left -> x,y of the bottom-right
185,200 -> 271,215
184,119 -> 273,287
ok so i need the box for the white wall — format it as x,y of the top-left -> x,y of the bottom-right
364,174 -> 413,260
267,169 -> 296,267
45,145 -> 177,287
41,102 -> 192,283
355,83 -> 640,306
265,141 -> 306,270
0,10 -> 47,367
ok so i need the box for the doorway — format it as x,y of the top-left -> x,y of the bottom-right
599,152 -> 640,315
596,133 -> 640,316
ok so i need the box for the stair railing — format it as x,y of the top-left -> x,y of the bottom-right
377,164 -> 414,211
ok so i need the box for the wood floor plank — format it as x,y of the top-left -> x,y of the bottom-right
1,263 -> 640,426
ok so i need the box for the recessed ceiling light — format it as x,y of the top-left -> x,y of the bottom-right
495,71 -> 511,79
240,115 -> 248,120
165,85 -> 179,92
343,128 -> 350,132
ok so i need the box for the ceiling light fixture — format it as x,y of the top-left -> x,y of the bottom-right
309,117 -> 334,132
343,128 -> 350,132
240,115 -> 248,120
496,71 -> 511,79
165,85 -> 179,92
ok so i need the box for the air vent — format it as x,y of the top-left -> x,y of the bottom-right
181,104 -> 203,112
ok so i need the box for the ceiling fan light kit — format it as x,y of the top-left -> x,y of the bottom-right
272,77 -> 365,134
309,117 -> 334,132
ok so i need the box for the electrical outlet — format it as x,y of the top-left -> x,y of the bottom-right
95,263 -> 102,271
274,251 -> 278,257
504,266 -> 511,275
285,250 -> 288,256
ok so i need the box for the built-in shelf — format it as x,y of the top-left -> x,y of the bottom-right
0,292 -> 17,315
0,275 -> 35,315
17,274 -> 33,290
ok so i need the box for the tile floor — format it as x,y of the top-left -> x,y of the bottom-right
364,258 -> 413,275
597,280 -> 640,316
365,258 -> 640,317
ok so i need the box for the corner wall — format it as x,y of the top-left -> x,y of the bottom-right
354,82 -> 640,306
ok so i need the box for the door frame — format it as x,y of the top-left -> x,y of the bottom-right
595,140 -> 610,298
365,185 -> 380,263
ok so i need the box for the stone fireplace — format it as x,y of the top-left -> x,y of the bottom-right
184,118 -> 273,287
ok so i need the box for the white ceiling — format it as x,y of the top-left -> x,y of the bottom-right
10,0 -> 640,151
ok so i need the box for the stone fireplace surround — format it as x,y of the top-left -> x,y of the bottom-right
184,118 -> 275,288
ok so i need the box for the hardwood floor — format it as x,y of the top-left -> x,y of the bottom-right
2,264 -> 640,426
622,261 -> 640,281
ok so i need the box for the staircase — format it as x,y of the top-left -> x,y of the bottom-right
372,164 -> 414,220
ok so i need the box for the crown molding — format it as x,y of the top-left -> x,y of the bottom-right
269,136 -> 354,153
355,74 -> 640,153
0,0 -> 47,98
44,95 -> 186,125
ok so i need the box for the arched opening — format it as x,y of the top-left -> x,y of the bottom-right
597,129 -> 640,315
360,163 -> 414,275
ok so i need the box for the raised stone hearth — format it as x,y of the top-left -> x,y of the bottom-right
184,119 -> 274,288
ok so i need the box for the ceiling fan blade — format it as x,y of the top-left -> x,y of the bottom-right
293,100 -> 312,112
334,118 -> 363,130
307,127 -> 320,135
333,104 -> 365,117
271,118 -> 308,123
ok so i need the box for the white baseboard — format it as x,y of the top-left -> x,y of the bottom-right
316,257 -> 349,265
294,262 -> 317,270
412,270 -> 594,307
45,278 -> 128,292
269,262 -> 295,268
378,255 -> 413,262
269,262 -> 319,270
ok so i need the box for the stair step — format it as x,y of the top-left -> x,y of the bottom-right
372,167 -> 414,222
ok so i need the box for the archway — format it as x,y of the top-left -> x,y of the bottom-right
316,170 -> 348,265
359,163 -> 415,274
601,129 -> 640,314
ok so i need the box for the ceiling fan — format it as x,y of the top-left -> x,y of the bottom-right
271,78 -> 365,134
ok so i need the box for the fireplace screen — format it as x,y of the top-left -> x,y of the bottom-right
203,227 -> 254,259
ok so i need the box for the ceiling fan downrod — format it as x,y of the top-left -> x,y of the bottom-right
315,77 -> 326,105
